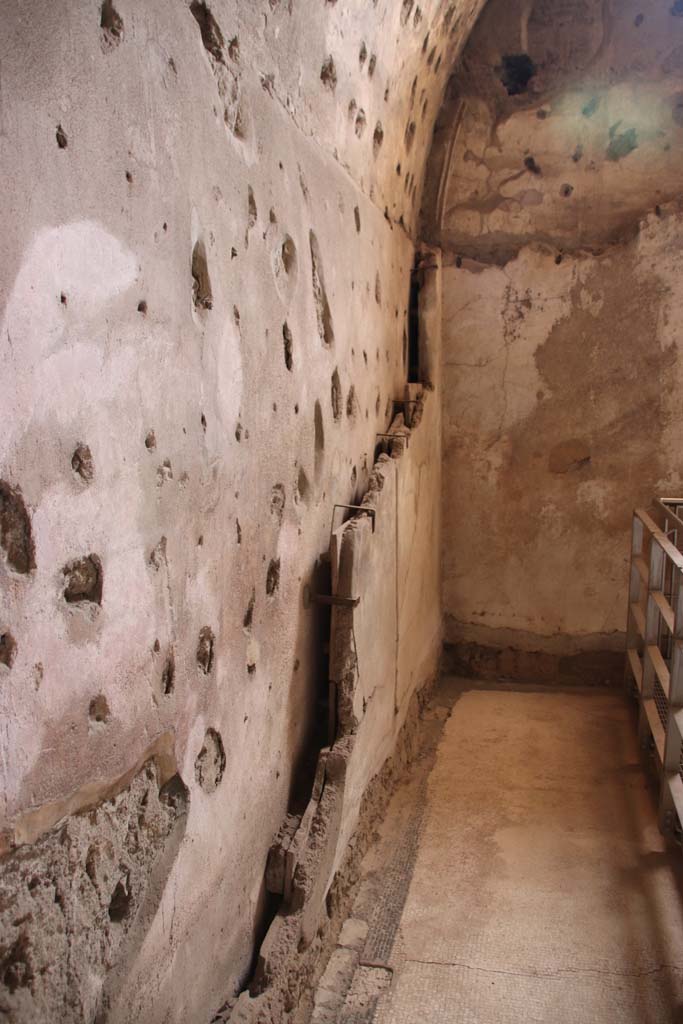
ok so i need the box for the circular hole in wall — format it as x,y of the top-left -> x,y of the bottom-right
194,728 -> 226,793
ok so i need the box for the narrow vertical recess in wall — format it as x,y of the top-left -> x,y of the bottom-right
309,231 -> 334,348
282,323 -> 293,371
331,369 -> 342,422
314,401 -> 325,481
407,257 -> 421,383
191,241 -> 213,312
162,652 -> 175,695
289,554 -> 331,812
266,559 -> 280,596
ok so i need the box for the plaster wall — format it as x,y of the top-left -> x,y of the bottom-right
330,379 -> 443,875
429,0 -> 683,659
0,1 -> 477,1021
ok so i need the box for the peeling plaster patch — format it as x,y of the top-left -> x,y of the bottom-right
63,554 -> 103,605
0,631 -> 17,668
71,444 -> 94,483
194,729 -> 225,793
0,761 -> 188,1022
100,0 -> 124,51
0,482 -> 35,575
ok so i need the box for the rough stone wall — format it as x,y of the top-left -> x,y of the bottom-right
424,0 -> 683,662
0,2 -> 481,1021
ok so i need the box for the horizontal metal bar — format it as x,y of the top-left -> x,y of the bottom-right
634,555 -> 649,586
668,773 -> 683,828
627,647 -> 643,690
376,432 -> 410,448
630,601 -> 646,639
358,960 -> 394,973
647,645 -> 671,698
643,698 -> 666,761
331,504 -> 376,534
635,508 -> 683,572
312,594 -> 360,608
651,591 -> 675,634
657,498 -> 683,533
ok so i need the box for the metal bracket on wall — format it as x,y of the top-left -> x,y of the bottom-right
331,503 -> 376,535
311,594 -> 360,608
376,432 -> 410,449
392,398 -> 419,426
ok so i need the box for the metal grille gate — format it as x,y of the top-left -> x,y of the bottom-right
625,499 -> 683,838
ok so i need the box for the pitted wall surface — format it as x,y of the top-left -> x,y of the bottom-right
0,2 -> 469,1020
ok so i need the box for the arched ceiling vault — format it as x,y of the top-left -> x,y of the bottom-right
422,0 -> 683,261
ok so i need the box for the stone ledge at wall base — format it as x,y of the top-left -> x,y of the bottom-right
221,678 -> 435,1024
442,641 -> 625,688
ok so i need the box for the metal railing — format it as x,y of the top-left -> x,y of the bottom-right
625,499 -> 683,838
